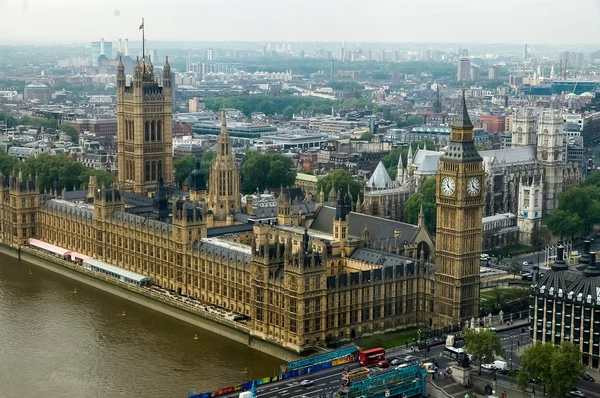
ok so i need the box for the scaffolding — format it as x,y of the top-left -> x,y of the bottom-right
339,364 -> 426,398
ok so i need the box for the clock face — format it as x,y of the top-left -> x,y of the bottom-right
441,177 -> 456,196
467,177 -> 481,197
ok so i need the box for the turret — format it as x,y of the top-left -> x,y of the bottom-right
117,56 -> 125,95
396,153 -> 405,185
162,55 -> 172,89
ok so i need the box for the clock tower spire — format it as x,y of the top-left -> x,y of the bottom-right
434,90 -> 484,329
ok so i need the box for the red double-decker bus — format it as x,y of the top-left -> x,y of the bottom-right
358,347 -> 385,366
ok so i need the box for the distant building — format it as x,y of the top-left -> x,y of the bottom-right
479,115 -> 506,133
470,65 -> 479,81
189,97 -> 205,113
72,118 -> 117,139
24,84 -> 51,104
91,39 -> 113,67
488,65 -> 499,80
457,58 -> 471,82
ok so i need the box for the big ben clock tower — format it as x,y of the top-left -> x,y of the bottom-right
434,91 -> 484,329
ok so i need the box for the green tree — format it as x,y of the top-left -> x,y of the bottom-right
463,328 -> 504,375
14,152 -> 116,192
316,169 -> 364,202
547,209 -> 584,240
360,131 -> 374,141
403,176 -> 436,231
518,342 -> 584,396
0,152 -> 18,175
547,342 -> 585,397
518,342 -> 554,393
240,152 -> 296,193
59,123 -> 79,144
508,260 -> 523,279
397,115 -> 425,128
530,224 -> 551,251
174,155 -> 198,186
282,106 -> 295,120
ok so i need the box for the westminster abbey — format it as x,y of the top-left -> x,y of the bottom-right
0,56 -> 484,353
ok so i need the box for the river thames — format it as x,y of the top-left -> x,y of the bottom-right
0,252 -> 284,398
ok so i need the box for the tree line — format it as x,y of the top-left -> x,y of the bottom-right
547,172 -> 600,240
174,151 -> 297,194
0,152 -> 113,192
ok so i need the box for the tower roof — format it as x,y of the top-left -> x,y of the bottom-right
452,90 -> 473,129
366,161 -> 393,189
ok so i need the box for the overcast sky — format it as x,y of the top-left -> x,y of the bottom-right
1,0 -> 600,45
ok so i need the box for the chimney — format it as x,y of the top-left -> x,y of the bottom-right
551,245 -> 568,271
118,38 -> 122,55
580,240 -> 591,265
590,252 -> 597,269
100,38 -> 105,55
125,38 -> 129,57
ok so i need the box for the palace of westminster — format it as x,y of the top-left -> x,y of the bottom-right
0,55 -> 485,354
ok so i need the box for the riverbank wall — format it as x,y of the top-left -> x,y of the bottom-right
0,243 -> 298,362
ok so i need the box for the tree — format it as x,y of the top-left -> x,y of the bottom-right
547,209 -> 584,240
463,328 -> 504,375
530,224 -> 551,251
403,176 -> 436,232
360,131 -> 374,142
547,342 -> 585,397
518,342 -> 584,396
316,169 -> 364,202
0,152 -> 18,176
397,115 -> 425,128
282,106 -> 295,120
174,155 -> 198,186
508,260 -> 523,279
60,123 -> 79,144
240,152 -> 296,193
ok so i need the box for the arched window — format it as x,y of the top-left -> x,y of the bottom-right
145,161 -> 150,181
151,121 -> 156,141
151,161 -> 156,181
158,160 -> 163,181
145,121 -> 150,142
157,120 -> 162,141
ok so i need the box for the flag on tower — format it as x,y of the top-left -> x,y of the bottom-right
139,21 -> 144,30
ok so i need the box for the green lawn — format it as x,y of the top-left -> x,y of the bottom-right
480,287 -> 529,303
356,326 -> 425,350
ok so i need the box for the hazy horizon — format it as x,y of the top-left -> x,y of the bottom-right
1,0 -> 600,45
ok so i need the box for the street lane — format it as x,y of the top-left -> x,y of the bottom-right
216,323 -> 549,398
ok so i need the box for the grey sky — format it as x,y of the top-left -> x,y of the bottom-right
1,0 -> 600,44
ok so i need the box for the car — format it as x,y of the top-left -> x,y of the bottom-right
582,374 -> 595,382
300,380 -> 313,386
403,355 -> 419,363
396,364 -> 409,369
481,363 -> 495,370
569,389 -> 586,398
523,261 -> 530,266
377,360 -> 390,368
389,358 -> 402,366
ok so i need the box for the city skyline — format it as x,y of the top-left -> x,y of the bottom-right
1,0 -> 600,45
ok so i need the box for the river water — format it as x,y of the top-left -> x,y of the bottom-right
0,252 -> 283,398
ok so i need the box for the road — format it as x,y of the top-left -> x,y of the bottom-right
219,324 -> 600,398
483,239 -> 600,271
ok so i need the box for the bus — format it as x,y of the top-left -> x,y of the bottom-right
341,368 -> 371,386
358,347 -> 385,366
442,346 -> 464,362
